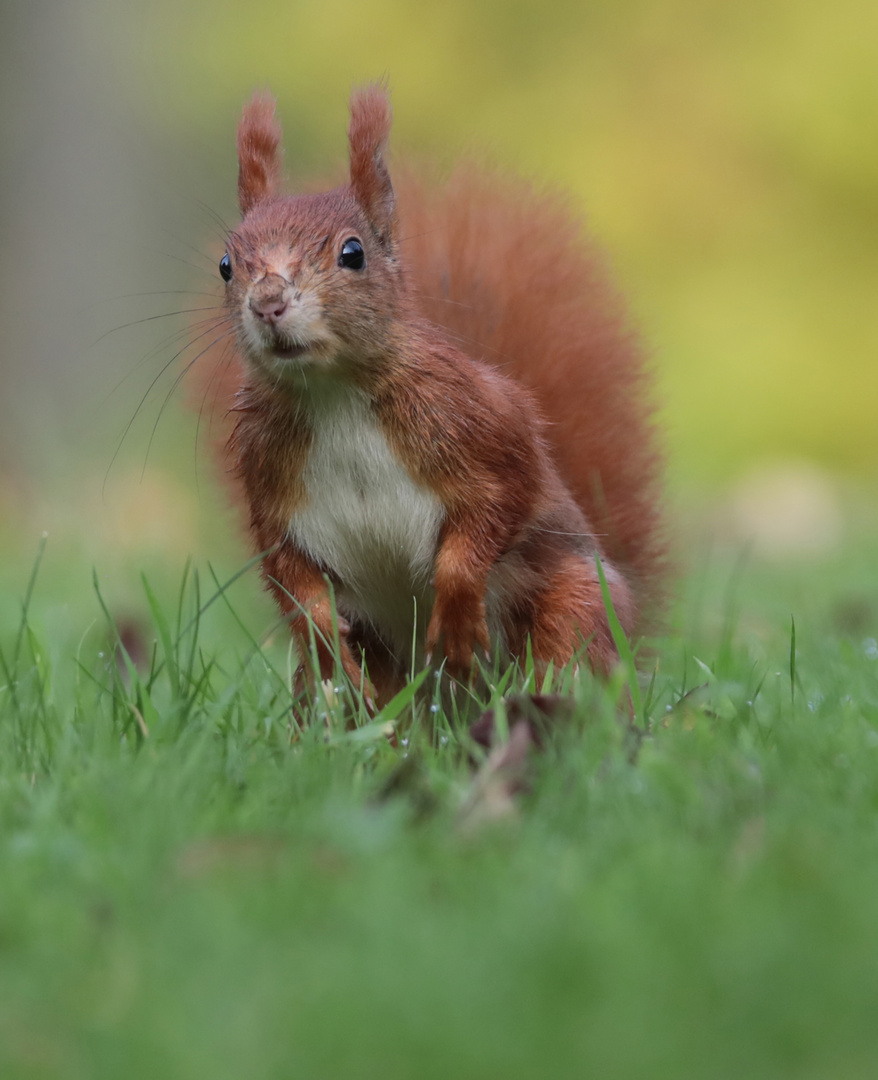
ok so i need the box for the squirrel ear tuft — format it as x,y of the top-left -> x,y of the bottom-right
237,93 -> 283,215
348,83 -> 395,243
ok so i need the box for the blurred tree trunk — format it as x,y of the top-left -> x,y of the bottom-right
0,1 -> 158,486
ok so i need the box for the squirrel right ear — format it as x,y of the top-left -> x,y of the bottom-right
237,93 -> 283,215
348,84 -> 395,244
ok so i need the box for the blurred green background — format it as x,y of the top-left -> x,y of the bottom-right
1,0 -> 876,592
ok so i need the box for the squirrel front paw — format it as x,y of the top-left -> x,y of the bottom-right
292,604 -> 376,716
337,641 -> 377,715
293,639 -> 376,718
425,597 -> 491,679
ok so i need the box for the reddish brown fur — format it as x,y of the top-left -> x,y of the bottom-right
348,83 -> 395,241
237,94 -> 284,215
229,382 -> 374,700
366,326 -> 563,674
396,165 -> 665,609
529,554 -> 635,675
194,85 -> 666,709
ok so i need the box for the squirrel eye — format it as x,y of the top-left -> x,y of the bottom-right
219,253 -> 233,282
339,238 -> 365,271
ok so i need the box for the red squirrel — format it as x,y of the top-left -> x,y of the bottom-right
209,84 -> 665,707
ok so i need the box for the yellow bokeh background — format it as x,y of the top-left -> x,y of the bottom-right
128,0 -> 878,482
1,0 -> 876,582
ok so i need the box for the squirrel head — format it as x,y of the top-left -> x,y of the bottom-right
223,84 -> 404,386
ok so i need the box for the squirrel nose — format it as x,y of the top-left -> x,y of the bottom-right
249,294 -> 290,325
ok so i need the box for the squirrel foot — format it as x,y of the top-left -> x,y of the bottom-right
425,600 -> 491,681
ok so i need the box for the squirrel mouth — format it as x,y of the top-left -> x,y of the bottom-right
270,341 -> 311,362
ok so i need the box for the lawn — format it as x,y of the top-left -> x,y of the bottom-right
1,530 -> 878,1079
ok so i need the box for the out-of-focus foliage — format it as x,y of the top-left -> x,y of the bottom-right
102,0 -> 878,484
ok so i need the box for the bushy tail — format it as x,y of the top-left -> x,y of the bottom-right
396,164 -> 666,616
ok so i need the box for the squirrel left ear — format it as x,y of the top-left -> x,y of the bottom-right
348,83 -> 395,244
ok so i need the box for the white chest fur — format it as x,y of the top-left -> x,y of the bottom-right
288,387 -> 444,651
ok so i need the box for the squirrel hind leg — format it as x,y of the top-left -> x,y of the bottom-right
507,553 -> 638,678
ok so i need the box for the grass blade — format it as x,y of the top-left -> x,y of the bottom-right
595,552 -> 644,729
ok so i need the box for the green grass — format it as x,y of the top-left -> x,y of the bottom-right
2,535 -> 878,1079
